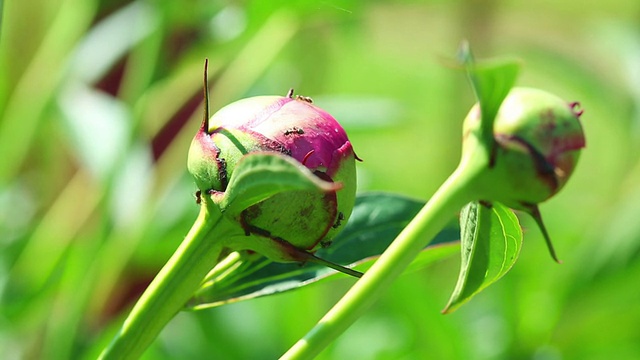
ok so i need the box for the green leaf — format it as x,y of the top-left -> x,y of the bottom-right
458,42 -> 521,141
219,152 -> 340,217
442,201 -> 522,313
187,192 -> 460,310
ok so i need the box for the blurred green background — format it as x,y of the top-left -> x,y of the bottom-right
1,0 -> 639,359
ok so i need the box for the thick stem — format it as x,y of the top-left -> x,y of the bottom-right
99,202 -> 234,360
281,162 -> 483,360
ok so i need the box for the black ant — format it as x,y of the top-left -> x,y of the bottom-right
332,212 -> 345,229
285,88 -> 313,103
284,127 -> 305,135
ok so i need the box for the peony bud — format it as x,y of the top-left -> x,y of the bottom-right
188,90 -> 357,261
464,87 -> 586,209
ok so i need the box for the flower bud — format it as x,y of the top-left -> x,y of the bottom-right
188,91 -> 357,260
464,87 -> 586,209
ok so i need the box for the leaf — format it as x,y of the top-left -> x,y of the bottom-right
187,192 -> 460,310
219,152 -> 340,217
458,42 -> 521,140
442,201 -> 522,313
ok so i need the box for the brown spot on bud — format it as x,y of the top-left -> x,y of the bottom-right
495,133 -> 559,194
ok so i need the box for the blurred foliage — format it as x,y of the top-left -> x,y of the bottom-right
1,0 -> 639,359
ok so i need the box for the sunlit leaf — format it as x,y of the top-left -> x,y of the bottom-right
442,201 -> 522,313
187,192 -> 460,309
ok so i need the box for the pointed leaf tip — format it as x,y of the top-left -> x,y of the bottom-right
524,204 -> 562,263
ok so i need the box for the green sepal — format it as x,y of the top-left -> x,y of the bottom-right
458,42 -> 521,147
218,152 -> 341,218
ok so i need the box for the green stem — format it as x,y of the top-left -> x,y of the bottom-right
99,202 -> 234,360
281,162 -> 483,360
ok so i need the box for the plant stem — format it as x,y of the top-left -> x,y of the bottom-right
99,202 -> 234,360
281,161 -> 483,360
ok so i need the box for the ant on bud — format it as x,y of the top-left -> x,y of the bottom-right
285,88 -> 313,103
284,127 -> 305,136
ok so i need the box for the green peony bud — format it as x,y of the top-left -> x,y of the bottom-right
464,87 -> 586,209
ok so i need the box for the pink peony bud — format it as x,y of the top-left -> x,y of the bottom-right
188,90 -> 357,259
